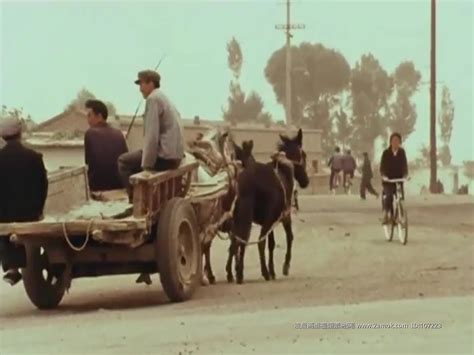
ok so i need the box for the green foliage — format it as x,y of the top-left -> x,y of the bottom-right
438,144 -> 452,167
438,85 -> 455,146
227,37 -> 243,80
223,38 -> 271,124
265,42 -> 350,127
1,105 -> 37,135
66,88 -> 117,117
388,61 -> 421,139
463,161 -> 474,180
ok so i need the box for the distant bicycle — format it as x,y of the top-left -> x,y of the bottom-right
382,178 -> 408,245
332,171 -> 343,194
343,173 -> 353,195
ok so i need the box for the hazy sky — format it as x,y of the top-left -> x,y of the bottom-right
1,0 -> 472,163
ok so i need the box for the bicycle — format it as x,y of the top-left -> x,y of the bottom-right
343,173 -> 353,195
382,178 -> 408,245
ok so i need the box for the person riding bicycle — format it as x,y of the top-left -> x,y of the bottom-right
342,149 -> 356,190
328,146 -> 343,193
379,132 -> 408,224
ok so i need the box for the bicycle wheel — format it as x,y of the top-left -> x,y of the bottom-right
383,211 -> 395,242
396,202 -> 408,245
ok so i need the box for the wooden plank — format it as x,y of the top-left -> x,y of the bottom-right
91,189 -> 128,202
48,166 -> 88,184
0,218 -> 147,237
92,230 -> 148,248
132,183 -> 147,218
47,244 -> 155,264
129,161 -> 198,185
188,186 -> 229,203
44,167 -> 89,215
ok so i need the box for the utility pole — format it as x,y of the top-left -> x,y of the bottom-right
430,0 -> 437,192
275,0 -> 304,129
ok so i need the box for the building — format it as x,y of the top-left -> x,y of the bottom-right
28,109 -> 324,193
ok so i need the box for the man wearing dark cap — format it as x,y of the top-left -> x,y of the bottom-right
84,99 -> 128,191
379,132 -> 408,224
118,70 -> 184,199
0,117 -> 48,285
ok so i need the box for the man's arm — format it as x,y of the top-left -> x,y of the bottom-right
379,150 -> 387,177
84,131 -> 94,184
402,149 -> 408,177
32,154 -> 48,218
142,98 -> 163,170
328,156 -> 333,167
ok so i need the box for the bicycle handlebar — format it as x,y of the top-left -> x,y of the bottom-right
382,177 -> 409,183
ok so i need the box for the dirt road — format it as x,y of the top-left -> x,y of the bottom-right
1,195 -> 473,354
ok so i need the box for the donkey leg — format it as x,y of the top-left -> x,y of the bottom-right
268,231 -> 276,280
236,242 -> 247,284
232,197 -> 253,284
282,217 -> 294,276
203,242 -> 216,285
258,233 -> 270,281
226,238 -> 237,283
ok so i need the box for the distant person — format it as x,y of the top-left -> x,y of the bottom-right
84,99 -> 128,192
118,70 -> 185,201
342,149 -> 357,190
0,118 -> 48,285
360,152 -> 379,200
436,179 -> 444,194
328,146 -> 343,193
379,132 -> 408,224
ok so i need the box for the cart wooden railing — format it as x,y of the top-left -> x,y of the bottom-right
129,160 -> 198,221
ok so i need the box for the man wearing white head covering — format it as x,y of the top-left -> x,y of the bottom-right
0,117 -> 48,286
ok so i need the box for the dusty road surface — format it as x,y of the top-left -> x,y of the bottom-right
1,195 -> 473,354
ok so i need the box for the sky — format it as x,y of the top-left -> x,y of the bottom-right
1,0 -> 473,163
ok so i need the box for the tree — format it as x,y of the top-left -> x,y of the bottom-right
1,105 -> 36,136
334,106 -> 352,149
438,144 -> 452,167
437,85 -> 455,166
349,54 -> 393,157
66,89 -> 117,117
265,42 -> 350,152
388,61 -> 421,141
463,161 -> 474,180
227,37 -> 243,80
223,37 -> 271,124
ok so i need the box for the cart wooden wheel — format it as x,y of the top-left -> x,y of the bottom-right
156,197 -> 201,302
22,245 -> 67,310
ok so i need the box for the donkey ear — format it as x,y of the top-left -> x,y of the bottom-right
249,140 -> 254,150
279,134 -> 289,143
296,128 -> 303,146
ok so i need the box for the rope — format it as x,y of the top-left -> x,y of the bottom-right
62,220 -> 93,252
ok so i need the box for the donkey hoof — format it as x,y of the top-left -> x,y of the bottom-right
226,274 -> 234,283
236,278 -> 244,285
270,272 -> 276,280
201,275 -> 210,286
208,275 -> 216,285
282,264 -> 290,276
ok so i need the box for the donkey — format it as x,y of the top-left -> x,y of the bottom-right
226,129 -> 310,284
194,130 -> 240,285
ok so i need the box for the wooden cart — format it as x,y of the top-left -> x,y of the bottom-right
0,157 -> 233,310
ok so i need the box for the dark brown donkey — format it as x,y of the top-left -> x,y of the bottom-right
226,129 -> 309,284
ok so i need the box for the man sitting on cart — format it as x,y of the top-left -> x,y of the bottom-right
379,132 -> 408,224
84,99 -> 128,192
118,70 -> 185,285
118,70 -> 185,201
0,117 -> 48,285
